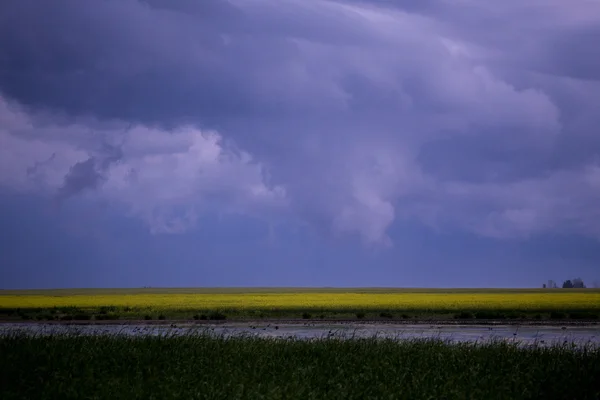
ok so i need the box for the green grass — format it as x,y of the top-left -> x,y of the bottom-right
1,333 -> 599,400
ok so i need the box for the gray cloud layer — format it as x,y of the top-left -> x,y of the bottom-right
1,0 -> 599,244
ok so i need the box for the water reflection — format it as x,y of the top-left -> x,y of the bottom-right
1,322 -> 598,347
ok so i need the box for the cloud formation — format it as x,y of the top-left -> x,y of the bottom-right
0,0 -> 599,244
0,96 -> 286,233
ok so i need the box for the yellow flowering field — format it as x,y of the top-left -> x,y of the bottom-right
1,289 -> 599,313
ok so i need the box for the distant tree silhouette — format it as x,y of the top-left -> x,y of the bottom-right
562,280 -> 574,289
572,278 -> 586,288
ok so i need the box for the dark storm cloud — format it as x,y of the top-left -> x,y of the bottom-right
57,158 -> 104,199
0,0 -> 355,123
56,141 -> 123,200
0,0 -> 599,243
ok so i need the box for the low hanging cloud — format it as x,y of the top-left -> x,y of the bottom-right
56,141 -> 124,201
0,95 -> 286,233
0,0 -> 599,244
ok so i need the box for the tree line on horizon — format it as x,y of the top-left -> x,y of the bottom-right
543,278 -> 597,289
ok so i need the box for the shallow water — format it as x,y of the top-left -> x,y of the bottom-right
1,322 -> 599,346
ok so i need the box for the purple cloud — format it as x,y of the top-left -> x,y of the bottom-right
0,0 -> 599,245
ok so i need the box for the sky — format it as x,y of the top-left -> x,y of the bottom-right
1,0 -> 600,289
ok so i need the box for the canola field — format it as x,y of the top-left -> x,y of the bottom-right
1,288 -> 599,320
1,290 -> 600,311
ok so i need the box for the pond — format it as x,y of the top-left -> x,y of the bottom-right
1,322 -> 599,346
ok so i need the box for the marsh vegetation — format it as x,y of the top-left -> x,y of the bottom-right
1,332 -> 599,399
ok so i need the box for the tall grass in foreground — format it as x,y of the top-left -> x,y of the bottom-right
1,333 -> 599,400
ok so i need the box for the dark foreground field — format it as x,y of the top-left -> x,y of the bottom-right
1,333 -> 599,400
